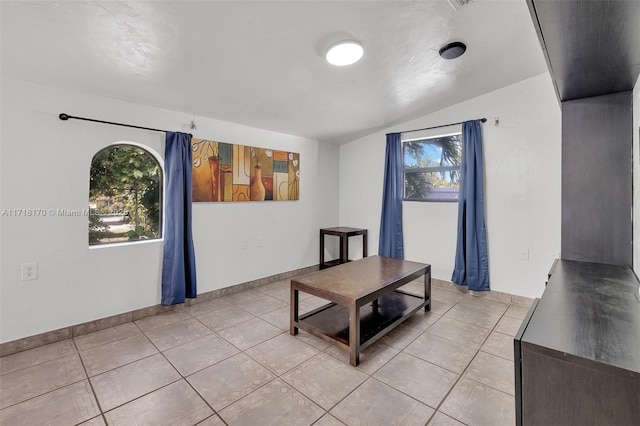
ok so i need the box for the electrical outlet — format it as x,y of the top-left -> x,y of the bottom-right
519,249 -> 529,261
241,240 -> 249,250
257,236 -> 263,247
21,262 -> 38,281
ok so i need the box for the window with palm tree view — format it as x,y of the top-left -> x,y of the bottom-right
89,144 -> 162,245
403,133 -> 462,201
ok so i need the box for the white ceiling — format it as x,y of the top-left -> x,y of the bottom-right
1,0 -> 547,144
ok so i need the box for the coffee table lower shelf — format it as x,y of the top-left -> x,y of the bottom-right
293,291 -> 427,361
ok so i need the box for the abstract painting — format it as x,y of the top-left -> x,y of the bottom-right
192,138 -> 299,202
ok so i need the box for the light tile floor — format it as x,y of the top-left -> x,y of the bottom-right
0,279 -> 529,426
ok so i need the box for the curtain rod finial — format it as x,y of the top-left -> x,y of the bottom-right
59,113 -> 69,120
480,118 -> 487,123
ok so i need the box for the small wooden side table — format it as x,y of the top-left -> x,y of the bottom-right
319,227 -> 368,269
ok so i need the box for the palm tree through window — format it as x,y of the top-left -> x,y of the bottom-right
403,133 -> 462,201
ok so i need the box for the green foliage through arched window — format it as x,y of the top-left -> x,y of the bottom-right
89,144 -> 162,245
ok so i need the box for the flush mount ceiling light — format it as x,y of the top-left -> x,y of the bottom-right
439,41 -> 467,60
326,41 -> 364,66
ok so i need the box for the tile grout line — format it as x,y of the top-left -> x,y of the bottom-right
0,340 -> 81,377
75,321 -> 184,418
419,297 -> 486,424
89,321 -> 183,417
230,326 -> 358,421
73,325 -> 143,352
428,301 -> 515,422
163,309 -> 323,424
194,414 -> 227,426
0,370 -> 89,413
162,326 -> 242,378
71,338 -> 108,425
119,323 -> 218,424
98,377 -> 185,418
275,350 -> 333,422
310,322 -> 433,423
372,298 -> 470,425
77,321 -> 159,377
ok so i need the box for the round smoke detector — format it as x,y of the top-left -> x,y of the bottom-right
439,42 -> 467,60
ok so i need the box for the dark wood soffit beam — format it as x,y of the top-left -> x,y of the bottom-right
526,0 -> 640,103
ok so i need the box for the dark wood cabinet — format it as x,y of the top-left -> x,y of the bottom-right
319,227 -> 367,269
514,260 -> 640,425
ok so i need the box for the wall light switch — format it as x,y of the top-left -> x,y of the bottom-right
519,249 -> 529,261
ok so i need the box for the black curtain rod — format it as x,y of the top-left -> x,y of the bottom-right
59,113 -> 172,134
389,117 -> 487,135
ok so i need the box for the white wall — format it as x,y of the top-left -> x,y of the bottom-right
0,79 -> 339,343
634,74 -> 640,273
339,73 -> 561,298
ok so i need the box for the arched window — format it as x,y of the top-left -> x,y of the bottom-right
89,144 -> 162,245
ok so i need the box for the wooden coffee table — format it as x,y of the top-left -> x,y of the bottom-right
290,255 -> 431,366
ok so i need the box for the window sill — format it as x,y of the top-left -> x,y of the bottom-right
89,238 -> 163,250
403,198 -> 459,203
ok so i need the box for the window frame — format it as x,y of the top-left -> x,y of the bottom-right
402,132 -> 462,203
89,143 -> 164,247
